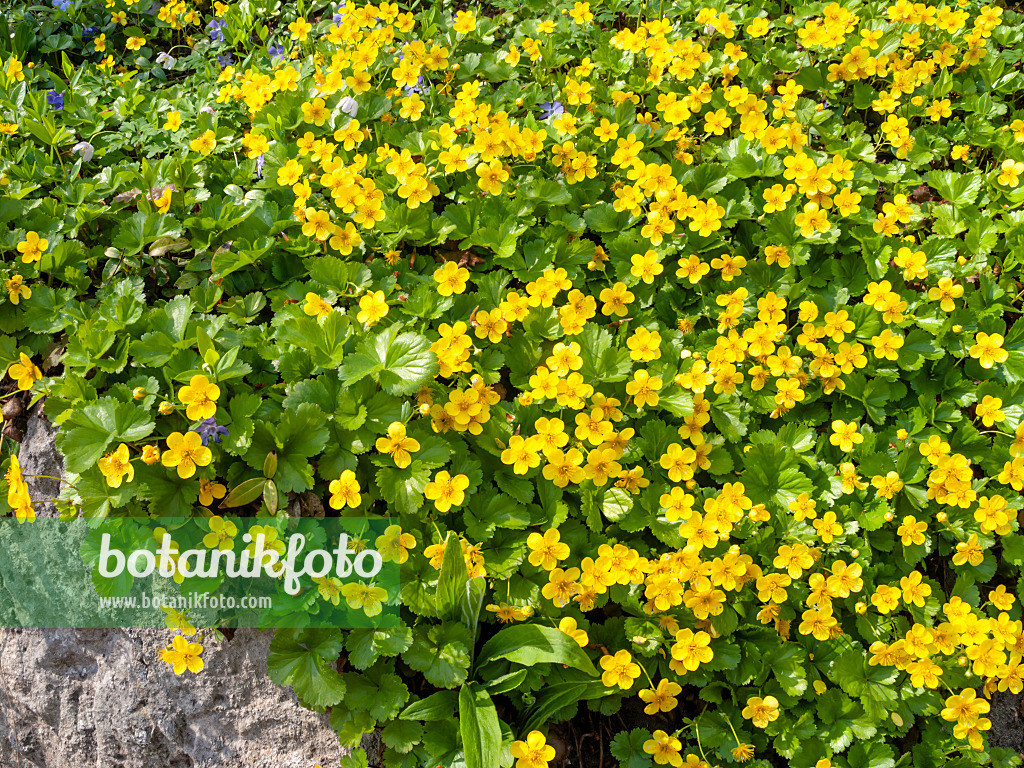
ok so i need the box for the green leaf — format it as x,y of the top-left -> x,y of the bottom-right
56,397 -> 155,474
658,387 -> 694,417
340,327 -> 438,395
111,211 -> 184,256
925,170 -> 982,208
1002,533 -> 1024,566
459,684 -> 502,768
609,728 -> 654,768
247,403 -> 329,494
382,719 -> 424,754
741,443 -> 813,511
710,395 -> 748,441
344,669 -> 409,720
602,487 -> 633,522
578,324 -> 632,383
437,532 -> 470,622
403,624 -> 472,689
221,477 -> 267,508
267,630 -> 347,710
345,624 -> 413,669
848,741 -> 895,768
376,464 -> 430,515
477,624 -> 598,676
400,690 -> 459,721
521,669 -> 613,732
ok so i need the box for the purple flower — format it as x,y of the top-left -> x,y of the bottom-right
195,417 -> 229,446
403,76 -> 425,95
82,26 -> 99,37
269,43 -> 284,62
47,91 -> 65,111
53,0 -> 73,11
217,53 -> 234,68
538,101 -> 564,120
255,154 -> 265,178
208,19 -> 226,42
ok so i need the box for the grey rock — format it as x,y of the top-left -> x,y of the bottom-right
1,409 -> 349,767
989,690 -> 1024,753
17,408 -> 63,519
0,628 -> 348,768
360,728 -> 385,767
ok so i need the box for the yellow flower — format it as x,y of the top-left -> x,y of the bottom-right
159,634 -> 204,675
189,129 -> 217,156
976,395 -> 1005,427
328,470 -> 361,509
376,524 -> 415,564
434,261 -> 470,296
198,478 -> 227,507
642,730 -> 682,766
510,730 -> 555,768
357,290 -> 388,325
476,159 -> 509,195
630,250 -> 664,284
16,231 -> 48,264
98,443 -> 134,488
453,10 -> 477,33
6,275 -> 31,305
969,332 -> 1008,369
526,528 -> 570,569
7,353 -> 42,390
871,329 -> 904,361
178,374 -> 220,421
375,422 -> 420,468
202,515 -> 237,549
742,695 -> 780,728
424,470 -> 470,512
162,110 -> 182,131
558,616 -> 589,647
626,369 -> 662,408
301,97 -> 329,126
5,57 -> 25,82
599,649 -> 642,689
125,36 -> 146,51
897,515 -> 927,546
303,292 -> 333,318
638,678 -> 682,714
288,17 -> 312,40
829,420 -> 863,452
160,431 -> 213,479
340,582 -> 388,616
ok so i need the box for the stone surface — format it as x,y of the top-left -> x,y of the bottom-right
0,628 -> 347,768
990,691 -> 1024,754
0,407 -> 348,767
17,407 -> 63,518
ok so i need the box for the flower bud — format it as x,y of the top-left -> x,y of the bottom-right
132,387 -> 146,400
936,511 -> 948,523
158,400 -> 175,415
896,429 -> 908,440
141,445 -> 160,465
855,601 -> 867,614
884,511 -> 894,522
850,549 -> 860,558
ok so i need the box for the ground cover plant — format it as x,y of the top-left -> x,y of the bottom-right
2,0 -> 1024,765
